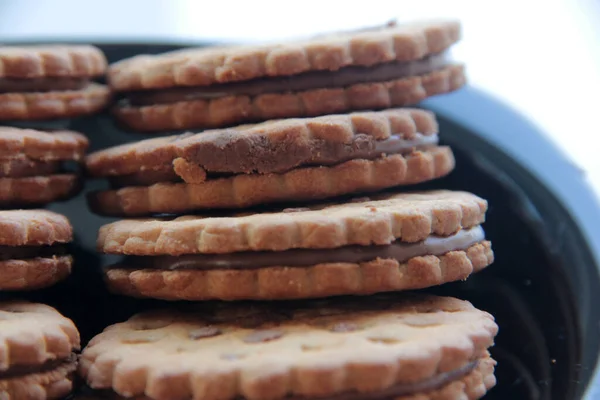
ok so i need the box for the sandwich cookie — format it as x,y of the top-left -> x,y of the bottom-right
0,210 -> 73,291
109,20 -> 464,132
0,45 -> 110,121
0,301 -> 80,400
78,294 -> 497,400
86,109 -> 454,217
98,190 -> 493,301
0,127 -> 88,207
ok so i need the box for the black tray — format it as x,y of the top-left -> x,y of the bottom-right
5,44 -> 600,400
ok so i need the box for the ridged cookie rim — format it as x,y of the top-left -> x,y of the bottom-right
104,241 -> 493,300
0,128 -> 89,161
108,19 -> 460,91
0,357 -> 76,400
73,356 -> 495,400
0,83 -> 111,121
112,64 -> 465,132
0,255 -> 73,291
88,149 -> 455,219
0,174 -> 81,206
78,294 -> 497,400
0,210 -> 72,246
0,301 -> 80,371
86,108 -> 438,177
96,189 -> 485,255
0,45 -> 107,78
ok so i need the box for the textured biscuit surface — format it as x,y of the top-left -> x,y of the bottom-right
97,190 -> 487,255
108,20 -> 460,90
0,82 -> 111,121
0,210 -> 72,246
75,356 -> 495,400
113,65 -> 465,132
0,45 -> 106,78
105,241 -> 493,300
0,128 -> 88,161
79,294 -> 497,400
0,256 -> 72,291
89,148 -> 455,217
0,174 -> 80,206
87,108 -> 438,176
0,301 -> 79,370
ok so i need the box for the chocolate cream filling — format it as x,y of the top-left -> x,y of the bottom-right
117,226 -> 484,271
0,353 -> 76,379
0,77 -> 88,93
107,133 -> 439,188
0,244 -> 66,261
86,360 -> 478,400
0,158 -> 61,178
122,51 -> 451,105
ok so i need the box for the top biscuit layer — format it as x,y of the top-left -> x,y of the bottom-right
0,45 -> 107,78
0,301 -> 80,370
0,127 -> 89,161
108,19 -> 460,91
79,293 -> 497,400
0,210 -> 72,246
97,190 -> 486,255
85,108 -> 437,176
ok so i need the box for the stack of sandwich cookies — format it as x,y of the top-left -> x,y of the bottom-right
0,210 -> 74,291
85,108 -> 453,216
0,128 -> 88,207
0,301 -> 80,399
98,191 -> 492,301
77,18 -> 498,399
109,20 -> 464,132
0,45 -> 109,121
78,294 -> 498,399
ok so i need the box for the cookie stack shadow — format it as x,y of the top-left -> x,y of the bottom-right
2,20 -> 501,400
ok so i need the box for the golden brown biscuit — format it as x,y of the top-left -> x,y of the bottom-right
86,109 -> 454,216
0,127 -> 88,207
0,301 -> 80,400
0,45 -> 110,120
97,191 -> 492,300
0,210 -> 73,290
79,294 -> 497,400
108,20 -> 464,131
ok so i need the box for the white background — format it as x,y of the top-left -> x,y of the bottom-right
1,0 -> 598,195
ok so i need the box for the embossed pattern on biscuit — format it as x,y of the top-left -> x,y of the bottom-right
78,294 -> 497,400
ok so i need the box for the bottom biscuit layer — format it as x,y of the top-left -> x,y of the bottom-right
113,65 -> 465,132
0,255 -> 72,290
0,83 -> 110,121
89,148 -> 454,217
0,174 -> 80,206
105,241 -> 492,300
0,356 -> 76,400
77,356 -> 495,400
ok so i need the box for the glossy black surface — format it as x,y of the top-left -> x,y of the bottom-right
1,44 -> 599,400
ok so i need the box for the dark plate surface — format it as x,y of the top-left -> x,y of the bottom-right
1,44 -> 599,400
